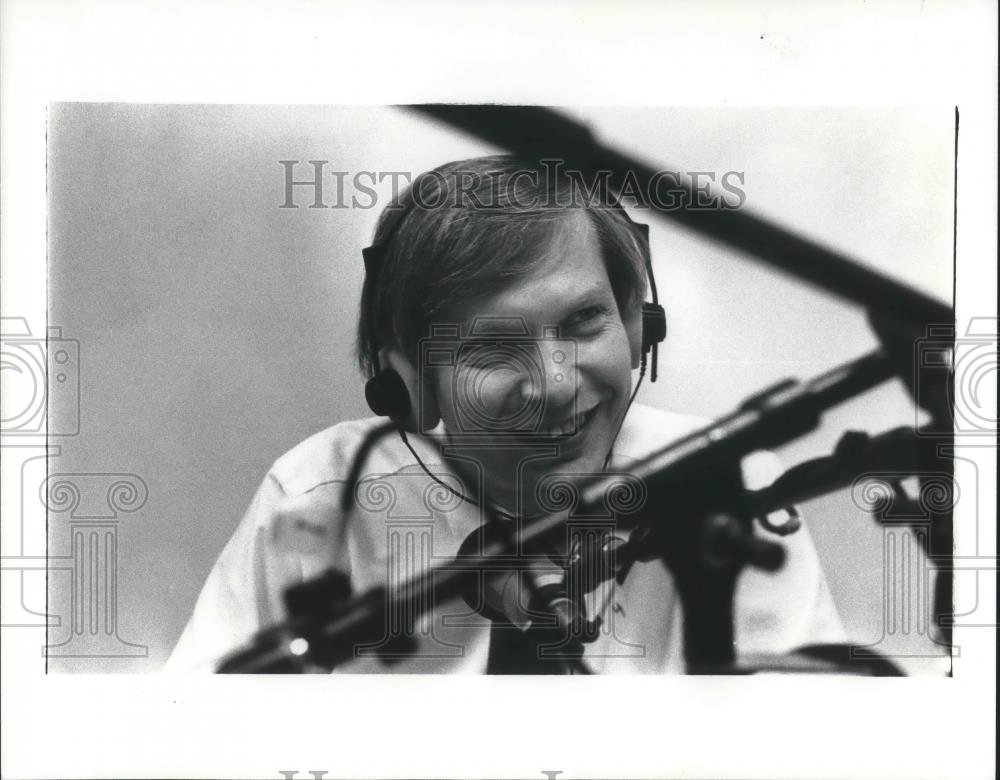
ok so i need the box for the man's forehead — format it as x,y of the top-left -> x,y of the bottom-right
445,212 -> 610,333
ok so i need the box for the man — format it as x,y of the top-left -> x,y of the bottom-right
167,156 -> 845,673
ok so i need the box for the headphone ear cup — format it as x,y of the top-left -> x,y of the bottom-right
365,369 -> 412,420
625,302 -> 643,370
382,348 -> 442,433
641,302 -> 667,354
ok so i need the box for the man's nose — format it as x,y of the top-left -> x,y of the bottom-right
517,343 -> 577,408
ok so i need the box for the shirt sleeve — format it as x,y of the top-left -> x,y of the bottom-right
735,450 -> 847,654
164,471 -> 298,673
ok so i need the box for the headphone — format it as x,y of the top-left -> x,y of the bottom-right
361,172 -> 667,429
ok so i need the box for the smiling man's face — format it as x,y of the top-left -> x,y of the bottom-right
427,211 -> 635,513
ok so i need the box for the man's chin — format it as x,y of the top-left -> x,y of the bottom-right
443,414 -> 617,510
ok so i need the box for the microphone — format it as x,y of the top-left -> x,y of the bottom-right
457,523 -> 584,635
565,532 -> 629,592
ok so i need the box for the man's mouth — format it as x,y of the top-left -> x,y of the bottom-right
541,404 -> 599,438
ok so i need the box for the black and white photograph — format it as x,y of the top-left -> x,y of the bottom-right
40,103 -> 959,677
1,3 -> 996,780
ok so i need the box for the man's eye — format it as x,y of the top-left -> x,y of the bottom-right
566,305 -> 606,327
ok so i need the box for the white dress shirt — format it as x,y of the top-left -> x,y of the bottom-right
167,403 -> 846,673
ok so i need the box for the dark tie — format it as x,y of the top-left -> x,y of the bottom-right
486,620 -> 578,674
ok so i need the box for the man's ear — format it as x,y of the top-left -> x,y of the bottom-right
382,347 -> 441,433
624,300 -> 643,370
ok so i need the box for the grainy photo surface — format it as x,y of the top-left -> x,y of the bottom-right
39,104 -> 960,676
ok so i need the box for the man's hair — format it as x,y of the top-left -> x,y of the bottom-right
355,155 -> 650,376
